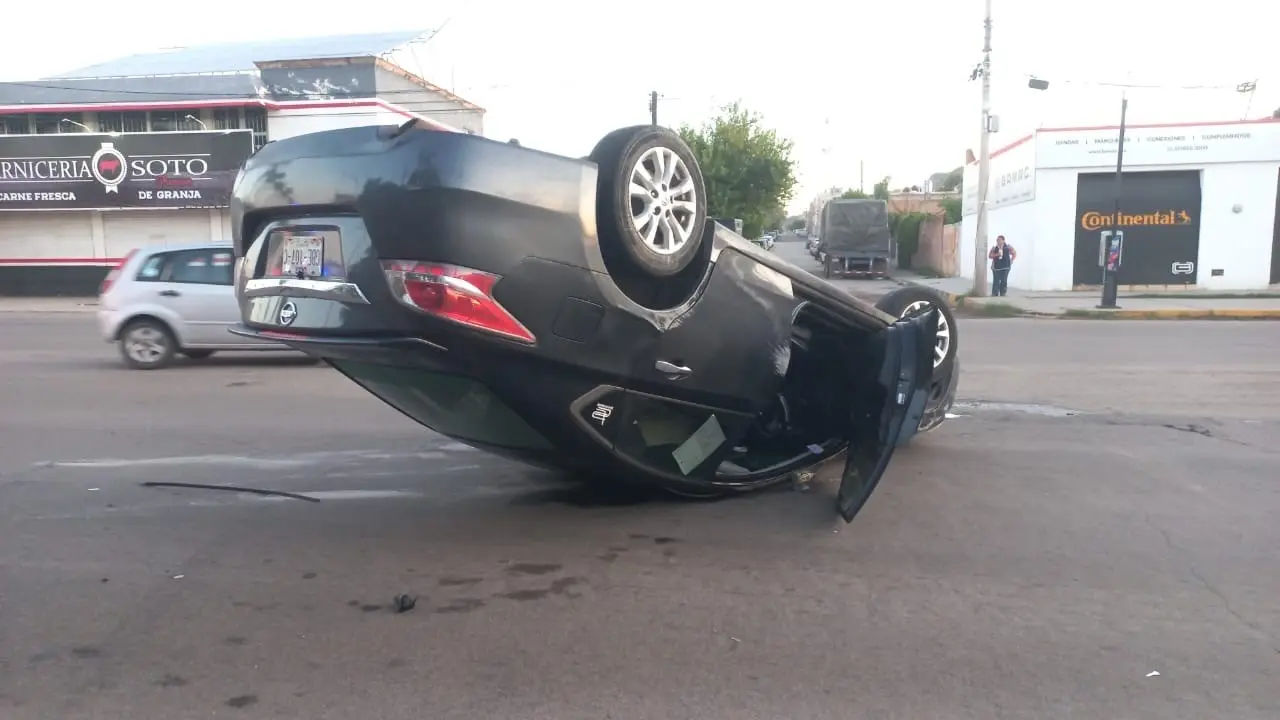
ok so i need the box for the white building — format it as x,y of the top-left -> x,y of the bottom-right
0,31 -> 484,296
959,119 -> 1280,291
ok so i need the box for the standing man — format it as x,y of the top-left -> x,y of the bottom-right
988,234 -> 1016,297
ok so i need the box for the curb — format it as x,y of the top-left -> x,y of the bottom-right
0,302 -> 98,314
1060,308 -> 1280,320
899,280 -> 1280,320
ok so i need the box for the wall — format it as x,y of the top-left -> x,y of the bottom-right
958,200 -> 1039,290
267,105 -> 404,142
914,215 -> 959,276
1035,162 -> 1280,290
373,67 -> 484,135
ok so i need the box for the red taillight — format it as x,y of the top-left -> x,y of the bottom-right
99,249 -> 138,295
381,261 -> 535,344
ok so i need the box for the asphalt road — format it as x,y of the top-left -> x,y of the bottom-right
2,299 -> 1278,718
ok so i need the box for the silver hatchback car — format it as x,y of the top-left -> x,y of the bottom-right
97,243 -> 295,369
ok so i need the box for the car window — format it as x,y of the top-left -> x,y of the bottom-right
167,249 -> 234,286
134,254 -> 169,282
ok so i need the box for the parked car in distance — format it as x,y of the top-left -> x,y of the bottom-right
97,243 -> 297,369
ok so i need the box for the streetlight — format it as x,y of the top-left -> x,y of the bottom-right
1027,77 -> 1126,309
183,114 -> 208,130
59,118 -> 90,132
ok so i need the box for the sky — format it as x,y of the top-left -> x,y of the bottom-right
2,0 -> 1275,215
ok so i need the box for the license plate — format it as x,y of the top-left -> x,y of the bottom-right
282,235 -> 323,277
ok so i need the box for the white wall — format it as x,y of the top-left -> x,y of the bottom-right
1033,162 -> 1280,291
267,105 -> 403,142
958,201 -> 1038,290
373,67 -> 484,135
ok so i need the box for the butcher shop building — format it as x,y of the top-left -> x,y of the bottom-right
959,118 -> 1280,291
0,31 -> 484,296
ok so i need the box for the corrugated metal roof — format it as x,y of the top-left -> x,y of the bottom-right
0,74 -> 263,106
45,30 -> 429,79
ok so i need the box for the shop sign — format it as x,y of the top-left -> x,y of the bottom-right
0,130 -> 253,211
1037,121 -> 1280,169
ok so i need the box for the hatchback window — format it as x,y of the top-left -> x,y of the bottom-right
134,254 -> 168,281
168,250 -> 234,286
330,361 -> 552,451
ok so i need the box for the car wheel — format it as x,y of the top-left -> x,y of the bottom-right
590,125 -> 708,278
874,286 -> 958,374
182,350 -> 215,360
119,319 -> 177,370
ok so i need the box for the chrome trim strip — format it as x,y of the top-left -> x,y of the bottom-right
243,278 -> 371,304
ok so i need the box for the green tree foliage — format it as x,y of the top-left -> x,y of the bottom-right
872,177 -> 891,200
890,211 -> 930,269
940,166 -> 964,191
840,189 -> 869,199
940,197 -> 962,224
678,102 -> 797,239
786,216 -> 807,231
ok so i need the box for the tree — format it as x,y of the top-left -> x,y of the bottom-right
840,189 -> 869,199
939,166 -> 963,192
678,102 -> 798,239
872,177 -> 891,200
786,216 -> 806,231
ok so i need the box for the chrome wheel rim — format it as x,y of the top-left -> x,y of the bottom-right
628,146 -> 698,256
901,300 -> 951,368
124,326 -> 169,365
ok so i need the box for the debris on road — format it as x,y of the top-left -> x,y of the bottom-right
393,594 -> 418,613
140,481 -> 321,503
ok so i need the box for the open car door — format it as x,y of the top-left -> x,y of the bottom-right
837,309 -> 939,522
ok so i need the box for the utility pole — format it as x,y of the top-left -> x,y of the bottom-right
971,0 -> 993,297
859,160 -> 864,194
649,91 -> 659,125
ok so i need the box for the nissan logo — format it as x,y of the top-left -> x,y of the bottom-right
279,301 -> 298,326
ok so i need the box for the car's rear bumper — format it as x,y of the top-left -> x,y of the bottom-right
97,308 -> 123,342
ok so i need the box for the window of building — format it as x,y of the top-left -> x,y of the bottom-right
0,115 -> 30,135
213,108 -> 241,130
99,111 -> 148,133
33,113 -> 85,133
243,107 -> 268,150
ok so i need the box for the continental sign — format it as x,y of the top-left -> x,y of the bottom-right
1080,210 -> 1193,231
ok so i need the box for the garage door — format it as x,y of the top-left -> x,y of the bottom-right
0,213 -> 99,295
0,212 -> 94,261
102,210 -> 214,260
1073,170 -> 1203,286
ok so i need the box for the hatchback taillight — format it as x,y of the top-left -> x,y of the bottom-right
99,249 -> 138,296
381,261 -> 535,344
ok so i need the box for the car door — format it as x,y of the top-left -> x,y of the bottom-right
836,309 -> 938,522
162,248 -> 247,347
628,249 -> 796,415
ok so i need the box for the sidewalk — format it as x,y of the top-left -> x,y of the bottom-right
0,297 -> 98,313
895,271 -> 1280,319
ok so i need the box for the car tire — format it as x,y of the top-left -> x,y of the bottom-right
119,319 -> 177,370
874,286 -> 958,375
182,350 -> 215,360
589,125 -> 707,278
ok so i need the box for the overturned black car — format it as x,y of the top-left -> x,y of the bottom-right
228,120 -> 959,522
